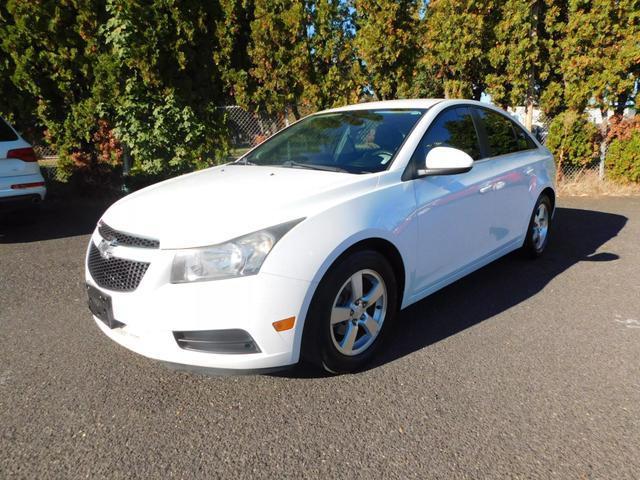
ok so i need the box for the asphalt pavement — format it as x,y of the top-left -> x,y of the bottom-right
1,196 -> 639,479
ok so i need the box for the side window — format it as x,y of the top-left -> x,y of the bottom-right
0,117 -> 18,142
476,109 -> 519,157
511,121 -> 537,150
414,107 -> 481,161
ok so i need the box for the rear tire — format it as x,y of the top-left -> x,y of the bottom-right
522,194 -> 552,258
302,250 -> 398,374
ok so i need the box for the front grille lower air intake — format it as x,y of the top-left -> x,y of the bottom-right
88,243 -> 150,292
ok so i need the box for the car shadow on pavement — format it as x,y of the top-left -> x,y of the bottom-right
0,199 -> 112,244
282,206 -> 627,378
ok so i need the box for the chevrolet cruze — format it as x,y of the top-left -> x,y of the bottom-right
86,99 -> 555,374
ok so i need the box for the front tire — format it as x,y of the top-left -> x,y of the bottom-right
302,250 -> 398,374
522,194 -> 552,258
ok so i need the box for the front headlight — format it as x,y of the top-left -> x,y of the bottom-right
170,219 -> 303,283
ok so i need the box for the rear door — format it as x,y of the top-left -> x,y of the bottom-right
471,107 -> 543,247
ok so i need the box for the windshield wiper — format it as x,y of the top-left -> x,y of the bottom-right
232,158 -> 257,165
281,161 -> 350,173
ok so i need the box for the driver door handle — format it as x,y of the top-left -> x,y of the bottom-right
479,184 -> 493,194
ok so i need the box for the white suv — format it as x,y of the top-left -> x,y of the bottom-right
0,116 -> 46,214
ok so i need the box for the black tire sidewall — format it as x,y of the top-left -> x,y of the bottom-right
524,195 -> 552,257
303,250 -> 398,374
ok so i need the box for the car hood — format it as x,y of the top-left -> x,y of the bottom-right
101,164 -> 378,249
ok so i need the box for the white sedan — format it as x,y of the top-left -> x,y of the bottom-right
86,99 -> 555,374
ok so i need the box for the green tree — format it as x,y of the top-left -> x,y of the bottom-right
3,0 -> 125,188
560,0 -> 639,116
422,0 -> 497,100
247,0 -> 310,118
303,0 -> 363,110
0,2 -> 39,136
559,0 -> 639,176
354,0 -> 421,100
214,0 -> 256,106
606,132 -> 640,183
537,0 -> 568,118
486,0 -> 567,129
546,110 -> 599,175
102,0 -> 230,176
235,0 -> 363,115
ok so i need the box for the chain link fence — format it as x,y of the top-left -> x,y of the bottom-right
223,105 -> 292,159
531,122 -> 603,185
32,143 -> 58,159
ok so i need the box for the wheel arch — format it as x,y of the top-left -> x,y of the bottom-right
540,186 -> 556,215
329,237 -> 406,309
298,235 -> 407,365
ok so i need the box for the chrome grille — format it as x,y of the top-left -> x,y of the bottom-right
98,222 -> 159,249
88,243 -> 150,292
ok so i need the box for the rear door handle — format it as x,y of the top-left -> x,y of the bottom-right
493,181 -> 506,191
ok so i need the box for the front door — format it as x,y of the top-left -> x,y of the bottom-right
409,106 -> 503,298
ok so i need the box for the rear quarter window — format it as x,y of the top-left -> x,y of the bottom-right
512,121 -> 537,150
0,117 -> 18,142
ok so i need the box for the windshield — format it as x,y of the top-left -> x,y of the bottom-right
238,109 -> 425,174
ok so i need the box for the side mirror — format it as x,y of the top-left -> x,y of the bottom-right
417,146 -> 474,177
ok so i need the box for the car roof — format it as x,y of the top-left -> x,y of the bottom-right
320,98 -> 445,114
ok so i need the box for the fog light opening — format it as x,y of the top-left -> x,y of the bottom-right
173,329 -> 261,354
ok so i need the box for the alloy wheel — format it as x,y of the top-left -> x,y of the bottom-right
531,203 -> 549,250
329,269 -> 387,356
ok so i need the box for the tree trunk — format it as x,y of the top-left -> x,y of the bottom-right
291,103 -> 301,120
598,107 -> 608,180
525,96 -> 534,131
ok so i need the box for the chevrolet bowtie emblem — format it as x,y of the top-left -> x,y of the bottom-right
97,238 -> 117,259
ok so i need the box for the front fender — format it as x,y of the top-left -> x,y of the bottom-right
260,178 -> 418,362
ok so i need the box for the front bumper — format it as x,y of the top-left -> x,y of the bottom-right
85,231 -> 313,370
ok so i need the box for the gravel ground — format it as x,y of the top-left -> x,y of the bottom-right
1,196 -> 639,479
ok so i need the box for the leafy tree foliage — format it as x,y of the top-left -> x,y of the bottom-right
604,116 -> 640,183
3,0 -> 117,184
546,110 -> 599,171
0,2 -> 39,136
246,0 -> 310,118
227,0 -> 362,116
537,0 -> 568,117
486,0 -> 567,129
606,132 -> 640,183
560,0 -> 639,116
102,0 -> 229,175
214,0 -> 256,105
303,0 -> 363,110
354,0 -> 421,99
422,0 -> 497,100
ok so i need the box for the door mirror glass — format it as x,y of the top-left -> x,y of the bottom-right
418,146 -> 474,177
